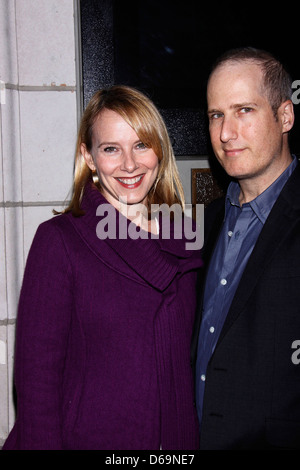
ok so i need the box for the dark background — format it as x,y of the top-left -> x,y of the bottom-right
80,0 -> 300,157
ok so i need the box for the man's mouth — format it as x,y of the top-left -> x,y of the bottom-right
116,174 -> 145,188
223,148 -> 245,157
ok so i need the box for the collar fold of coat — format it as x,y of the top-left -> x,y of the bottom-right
67,183 -> 203,292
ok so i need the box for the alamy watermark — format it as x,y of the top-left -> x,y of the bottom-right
292,81 -> 300,105
95,202 -> 204,250
291,340 -> 300,365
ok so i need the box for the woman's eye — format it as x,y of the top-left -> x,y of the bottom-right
136,142 -> 147,150
103,146 -> 117,153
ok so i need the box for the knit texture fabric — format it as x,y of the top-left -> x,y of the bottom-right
3,183 -> 202,450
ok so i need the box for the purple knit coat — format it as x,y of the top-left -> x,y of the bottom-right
3,183 -> 202,450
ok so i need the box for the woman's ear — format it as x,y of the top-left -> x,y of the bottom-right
81,143 -> 96,171
280,100 -> 294,134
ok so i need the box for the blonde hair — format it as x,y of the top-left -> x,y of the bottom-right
64,85 -> 185,216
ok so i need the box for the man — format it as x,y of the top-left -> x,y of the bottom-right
192,47 -> 300,449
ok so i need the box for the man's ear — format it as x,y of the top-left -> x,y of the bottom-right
280,100 -> 294,133
80,143 -> 96,171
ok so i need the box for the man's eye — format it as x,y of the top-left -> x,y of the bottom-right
240,107 -> 253,113
209,113 -> 223,121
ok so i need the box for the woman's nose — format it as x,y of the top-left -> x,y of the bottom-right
121,149 -> 139,173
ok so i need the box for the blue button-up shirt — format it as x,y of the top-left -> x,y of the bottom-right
195,156 -> 298,426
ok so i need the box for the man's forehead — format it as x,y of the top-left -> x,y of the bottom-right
207,61 -> 265,103
209,60 -> 263,83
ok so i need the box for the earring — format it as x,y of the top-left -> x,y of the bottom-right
92,170 -> 99,185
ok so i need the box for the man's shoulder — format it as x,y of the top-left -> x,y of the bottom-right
204,196 -> 225,229
205,196 -> 225,214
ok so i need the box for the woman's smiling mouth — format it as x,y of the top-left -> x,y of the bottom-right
116,174 -> 145,188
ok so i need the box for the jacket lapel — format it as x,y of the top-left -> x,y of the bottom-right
217,164 -> 300,345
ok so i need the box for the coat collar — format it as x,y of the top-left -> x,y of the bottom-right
67,183 -> 202,291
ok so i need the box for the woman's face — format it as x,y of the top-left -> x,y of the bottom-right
82,109 -> 159,210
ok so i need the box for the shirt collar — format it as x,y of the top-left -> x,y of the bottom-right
226,155 -> 298,224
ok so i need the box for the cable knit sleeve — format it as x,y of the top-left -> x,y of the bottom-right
3,218 -> 73,450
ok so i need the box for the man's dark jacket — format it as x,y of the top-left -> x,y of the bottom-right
191,163 -> 300,449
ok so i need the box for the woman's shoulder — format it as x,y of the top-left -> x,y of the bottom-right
35,211 -> 73,237
29,212 -> 80,257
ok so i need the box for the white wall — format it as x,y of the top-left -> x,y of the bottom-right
0,0 -> 80,446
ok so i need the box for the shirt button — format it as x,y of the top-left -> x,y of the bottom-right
228,230 -> 233,237
200,374 -> 206,382
209,326 -> 215,333
220,278 -> 227,285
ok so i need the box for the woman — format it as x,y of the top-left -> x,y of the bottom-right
3,86 -> 202,450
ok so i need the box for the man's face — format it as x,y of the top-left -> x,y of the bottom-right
207,61 -> 293,187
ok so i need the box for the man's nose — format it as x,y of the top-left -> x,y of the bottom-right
220,116 -> 238,143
